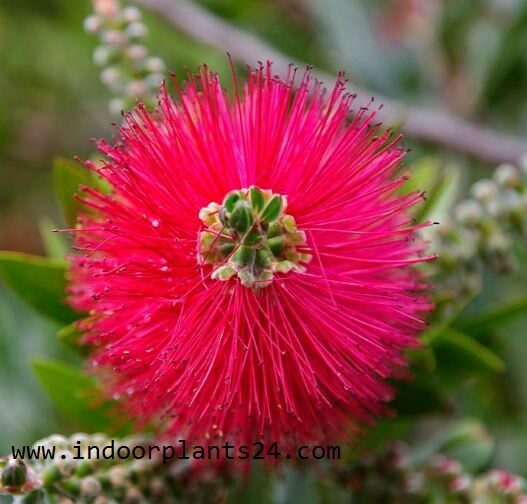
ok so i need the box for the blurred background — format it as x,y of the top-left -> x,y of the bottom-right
1,0 -> 527,477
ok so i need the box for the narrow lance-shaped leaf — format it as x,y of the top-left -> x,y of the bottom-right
31,358 -> 121,433
419,163 -> 461,228
455,294 -> 527,336
38,217 -> 69,260
53,156 -> 93,228
434,328 -> 505,373
0,252 -> 78,324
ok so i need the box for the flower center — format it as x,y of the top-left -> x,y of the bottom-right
198,187 -> 311,289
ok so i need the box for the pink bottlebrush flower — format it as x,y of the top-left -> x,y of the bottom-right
68,62 -> 434,449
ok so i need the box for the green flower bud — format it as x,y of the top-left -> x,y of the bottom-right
249,186 -> 265,213
275,260 -> 294,273
211,265 -> 237,281
255,248 -> 273,268
42,464 -> 63,486
21,489 -> 47,503
198,203 -> 220,226
1,459 -> 26,489
75,460 -> 93,477
238,269 -> 256,287
243,230 -> 264,246
223,191 -> 241,212
289,230 -> 306,245
230,201 -> 254,233
266,236 -> 285,256
232,246 -> 255,266
61,476 -> 81,497
261,195 -> 282,222
267,221 -> 282,238
282,214 -> 297,232
219,241 -> 236,256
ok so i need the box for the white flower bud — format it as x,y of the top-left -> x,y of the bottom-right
450,475 -> 471,493
486,199 -> 505,219
101,30 -> 125,46
145,56 -> 166,73
100,67 -> 120,86
94,0 -> 119,17
83,15 -> 102,33
471,179 -> 498,204
44,434 -> 69,449
125,22 -> 148,39
125,80 -> 148,98
495,163 -> 521,188
454,200 -> 483,227
122,6 -> 142,23
81,476 -> 102,499
93,45 -> 113,66
126,44 -> 148,61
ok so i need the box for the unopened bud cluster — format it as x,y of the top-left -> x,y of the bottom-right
0,433 -> 227,503
84,0 -> 166,114
433,156 -> 527,299
336,443 -> 527,503
199,187 -> 312,289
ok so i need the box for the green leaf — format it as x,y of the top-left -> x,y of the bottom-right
231,465 -> 271,504
392,380 -> 447,416
39,217 -> 69,259
455,294 -> 527,336
53,156 -> 93,228
434,328 -> 505,373
31,357 -> 114,432
418,163 -> 461,225
408,419 -> 494,472
0,252 -> 77,324
440,419 -> 495,473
